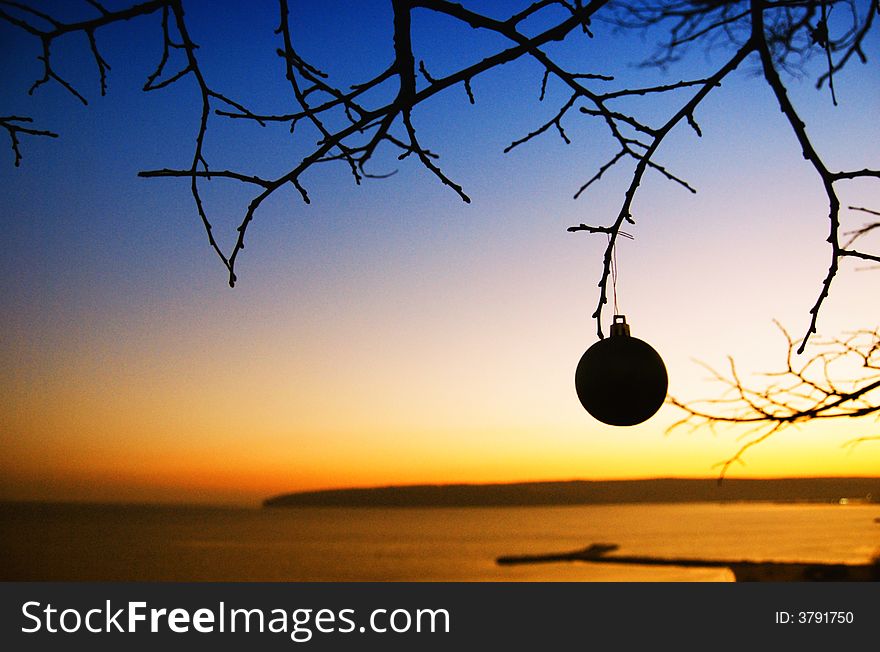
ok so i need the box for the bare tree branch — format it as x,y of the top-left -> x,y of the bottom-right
670,324 -> 880,478
0,115 -> 58,166
1,0 -> 876,364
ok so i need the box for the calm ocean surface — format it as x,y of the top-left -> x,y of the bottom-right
1,502 -> 878,581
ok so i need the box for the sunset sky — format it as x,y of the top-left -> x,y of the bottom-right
2,1 -> 878,505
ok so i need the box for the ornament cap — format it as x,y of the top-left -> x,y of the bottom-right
610,314 -> 630,337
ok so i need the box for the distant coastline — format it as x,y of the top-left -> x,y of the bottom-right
264,477 -> 880,508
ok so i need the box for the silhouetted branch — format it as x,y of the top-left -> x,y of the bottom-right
2,0 -> 876,339
0,115 -> 58,166
815,0 -> 876,92
504,94 -> 578,152
142,0 -> 610,285
670,323 -> 880,477
843,435 -> 880,449
749,0 -> 879,352
138,168 -> 274,188
572,41 -> 752,336
596,77 -> 713,99
1,0 -> 170,102
844,206 -> 880,249
848,206 -> 880,217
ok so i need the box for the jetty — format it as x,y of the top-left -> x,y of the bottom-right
496,544 -> 880,581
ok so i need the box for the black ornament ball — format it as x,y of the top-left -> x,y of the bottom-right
575,315 -> 668,426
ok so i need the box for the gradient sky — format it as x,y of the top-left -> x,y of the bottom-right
1,1 -> 879,505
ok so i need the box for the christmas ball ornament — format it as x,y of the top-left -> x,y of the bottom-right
575,315 -> 667,426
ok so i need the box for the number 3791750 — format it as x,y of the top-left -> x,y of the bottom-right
775,611 -> 854,624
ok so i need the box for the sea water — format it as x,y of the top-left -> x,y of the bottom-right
1,502 -> 877,581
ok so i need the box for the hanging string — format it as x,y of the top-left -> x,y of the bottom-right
608,233 -> 619,316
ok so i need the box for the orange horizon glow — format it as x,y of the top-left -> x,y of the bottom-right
4,402 -> 879,506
